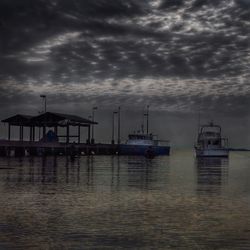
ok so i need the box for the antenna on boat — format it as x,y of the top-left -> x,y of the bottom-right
198,110 -> 200,130
197,106 -> 201,139
144,105 -> 149,135
141,124 -> 144,134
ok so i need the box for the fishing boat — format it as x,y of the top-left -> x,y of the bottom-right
195,122 -> 229,157
119,133 -> 170,157
118,106 -> 170,157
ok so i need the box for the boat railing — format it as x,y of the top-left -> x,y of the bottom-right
221,138 -> 229,148
196,137 -> 229,149
199,123 -> 222,134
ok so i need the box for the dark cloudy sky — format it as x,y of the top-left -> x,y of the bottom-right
0,0 -> 250,146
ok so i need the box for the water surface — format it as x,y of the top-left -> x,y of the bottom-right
0,149 -> 250,249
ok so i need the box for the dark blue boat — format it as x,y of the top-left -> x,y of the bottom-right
118,134 -> 170,157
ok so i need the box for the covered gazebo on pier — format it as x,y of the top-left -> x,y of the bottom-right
2,112 -> 97,144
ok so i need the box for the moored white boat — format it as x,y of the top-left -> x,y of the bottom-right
195,122 -> 229,158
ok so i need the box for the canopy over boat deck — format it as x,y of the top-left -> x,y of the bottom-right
2,112 -> 98,144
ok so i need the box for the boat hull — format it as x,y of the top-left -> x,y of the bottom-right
195,148 -> 229,158
118,144 -> 170,156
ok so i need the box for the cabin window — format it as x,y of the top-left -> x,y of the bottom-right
213,140 -> 220,145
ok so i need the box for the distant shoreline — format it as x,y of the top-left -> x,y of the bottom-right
229,148 -> 250,152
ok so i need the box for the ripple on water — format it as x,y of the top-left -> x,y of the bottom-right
0,151 -> 249,249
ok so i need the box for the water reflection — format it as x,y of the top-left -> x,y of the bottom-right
0,156 -> 168,191
110,156 -> 121,191
1,155 -> 229,195
127,157 -> 157,190
0,153 -> 250,249
196,157 -> 229,195
41,156 -> 58,183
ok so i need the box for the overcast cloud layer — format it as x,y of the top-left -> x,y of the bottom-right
0,0 -> 249,113
0,0 -> 250,145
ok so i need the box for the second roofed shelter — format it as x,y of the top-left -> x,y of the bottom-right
2,112 -> 97,144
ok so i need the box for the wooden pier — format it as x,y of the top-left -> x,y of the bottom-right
0,111 -> 119,157
0,140 -> 119,157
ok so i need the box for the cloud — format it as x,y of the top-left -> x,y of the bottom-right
0,0 -> 249,117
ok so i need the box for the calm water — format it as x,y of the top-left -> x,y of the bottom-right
0,149 -> 250,249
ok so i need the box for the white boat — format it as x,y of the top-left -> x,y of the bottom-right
195,122 -> 229,157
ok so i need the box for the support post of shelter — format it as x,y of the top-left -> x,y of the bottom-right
66,124 -> 69,144
87,125 -> 91,144
33,126 -> 35,141
21,126 -> 24,141
29,127 -> 32,142
19,126 -> 22,141
38,127 -> 41,140
54,126 -> 58,135
8,124 -> 11,141
43,126 -> 46,139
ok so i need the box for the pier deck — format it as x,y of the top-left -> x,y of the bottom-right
0,140 -> 118,157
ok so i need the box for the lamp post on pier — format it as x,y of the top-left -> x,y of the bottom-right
112,111 -> 118,144
117,106 -> 121,144
40,95 -> 47,113
40,95 -> 47,139
87,115 -> 92,144
91,107 -> 98,144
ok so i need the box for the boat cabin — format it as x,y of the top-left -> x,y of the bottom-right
127,133 -> 156,146
197,122 -> 228,148
128,134 -> 153,140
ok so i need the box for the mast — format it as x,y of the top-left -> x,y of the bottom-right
197,107 -> 201,142
198,110 -> 200,134
144,105 -> 149,135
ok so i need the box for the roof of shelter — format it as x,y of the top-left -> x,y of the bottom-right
2,114 -> 33,125
2,112 -> 97,127
31,112 -> 97,126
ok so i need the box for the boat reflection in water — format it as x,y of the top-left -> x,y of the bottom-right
1,155 -> 169,192
196,157 -> 229,195
126,156 -> 170,190
0,154 -> 250,249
